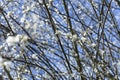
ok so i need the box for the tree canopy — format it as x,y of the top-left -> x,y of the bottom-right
0,0 -> 120,80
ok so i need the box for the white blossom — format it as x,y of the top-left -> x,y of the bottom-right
6,34 -> 29,46
20,17 -> 25,23
7,12 -> 12,17
117,61 -> 120,66
32,54 -> 38,59
6,36 -> 19,46
25,21 -> 31,29
99,49 -> 105,59
91,43 -> 96,47
21,35 -> 29,43
55,30 -> 61,35
72,34 -> 78,42
94,68 -> 98,72
0,56 -> 3,67
81,37 -> 87,42
0,45 -> 4,50
3,61 -> 12,70
49,0 -> 53,2
66,33 -> 72,38
83,32 -> 87,36
99,50 -> 105,55
23,6 -> 30,13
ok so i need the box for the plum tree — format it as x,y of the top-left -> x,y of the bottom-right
0,0 -> 120,80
